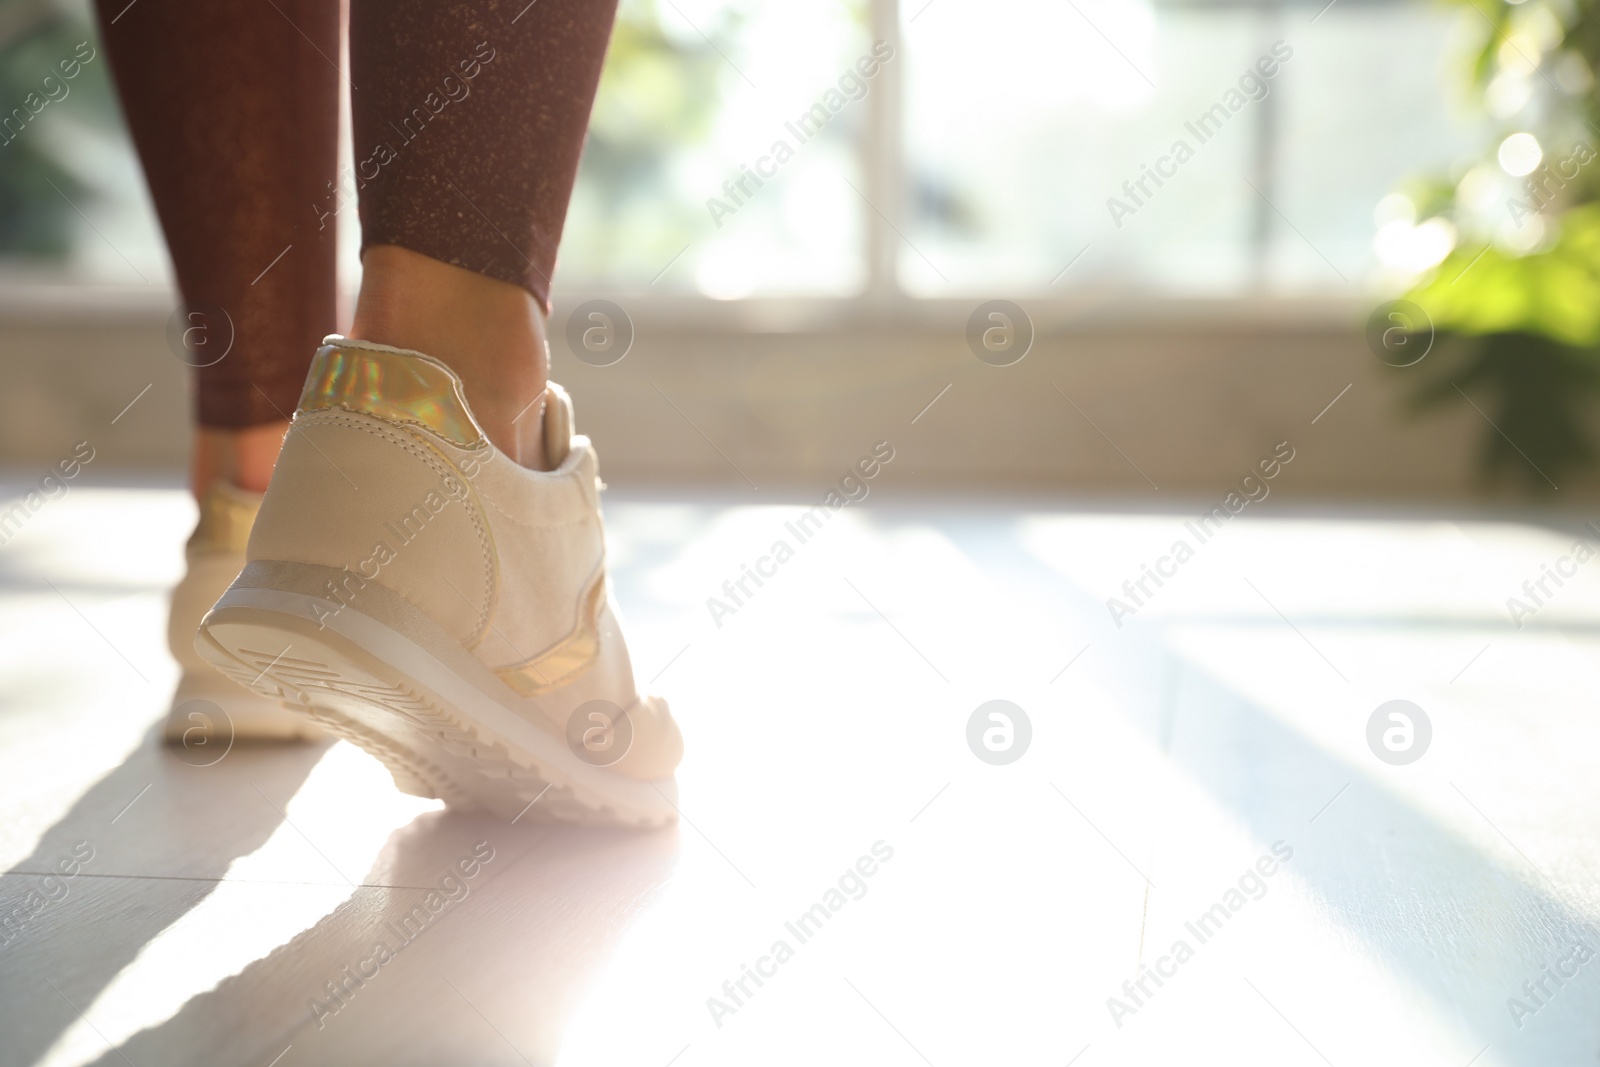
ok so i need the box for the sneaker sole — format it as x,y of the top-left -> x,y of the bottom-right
164,670 -> 326,744
195,560 -> 679,828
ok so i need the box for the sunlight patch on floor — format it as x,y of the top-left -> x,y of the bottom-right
35,743 -> 439,1067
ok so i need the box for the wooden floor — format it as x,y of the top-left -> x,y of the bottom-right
2,481 -> 1599,1066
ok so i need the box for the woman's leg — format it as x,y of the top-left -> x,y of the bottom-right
92,0 -> 340,493
194,0 -> 683,804
95,0 -> 341,740
346,0 -> 619,470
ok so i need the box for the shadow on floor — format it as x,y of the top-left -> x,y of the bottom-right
0,723 -> 329,1067
79,812 -> 679,1066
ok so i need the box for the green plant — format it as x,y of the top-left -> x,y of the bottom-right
1396,0 -> 1600,491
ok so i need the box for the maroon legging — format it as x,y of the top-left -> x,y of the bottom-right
93,0 -> 617,428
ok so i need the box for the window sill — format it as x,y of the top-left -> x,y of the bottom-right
0,278 -> 1365,334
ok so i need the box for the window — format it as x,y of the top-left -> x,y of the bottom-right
0,0 -> 1487,301
895,0 -> 1487,296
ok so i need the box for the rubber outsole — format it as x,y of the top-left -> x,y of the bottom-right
195,568 -> 678,829
164,671 -> 326,744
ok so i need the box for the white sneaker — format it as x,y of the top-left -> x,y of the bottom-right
166,483 -> 323,743
195,336 -> 683,826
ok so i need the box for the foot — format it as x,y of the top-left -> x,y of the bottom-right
349,244 -> 551,470
166,483 -> 324,743
194,336 -> 683,825
191,422 -> 289,496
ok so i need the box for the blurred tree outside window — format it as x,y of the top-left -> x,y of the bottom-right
0,0 -> 123,274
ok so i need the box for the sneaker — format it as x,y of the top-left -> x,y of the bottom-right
195,336 -> 683,826
166,482 -> 324,743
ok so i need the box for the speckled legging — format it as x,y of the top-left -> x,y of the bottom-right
93,0 -> 618,427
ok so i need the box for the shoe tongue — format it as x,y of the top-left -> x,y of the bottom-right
544,381 -> 574,467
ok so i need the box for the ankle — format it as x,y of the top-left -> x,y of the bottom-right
191,421 -> 290,498
349,245 -> 551,469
